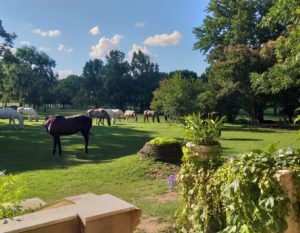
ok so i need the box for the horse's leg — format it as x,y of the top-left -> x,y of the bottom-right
152,116 -> 155,123
57,136 -> 62,156
52,136 -> 57,155
81,130 -> 89,154
157,115 -> 160,123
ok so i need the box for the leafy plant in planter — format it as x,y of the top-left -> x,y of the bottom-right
183,113 -> 225,159
184,113 -> 225,145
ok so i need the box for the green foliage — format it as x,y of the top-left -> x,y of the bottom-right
294,107 -> 300,123
176,147 -> 300,232
0,20 -> 17,55
149,137 -> 180,146
151,72 -> 203,122
183,113 -> 225,145
0,172 -> 24,219
1,46 -> 57,107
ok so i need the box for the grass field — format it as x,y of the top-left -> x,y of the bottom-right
0,110 -> 299,230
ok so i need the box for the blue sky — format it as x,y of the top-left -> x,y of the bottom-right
1,0 -> 210,78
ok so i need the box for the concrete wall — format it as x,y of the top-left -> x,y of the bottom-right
275,169 -> 300,233
0,193 -> 141,233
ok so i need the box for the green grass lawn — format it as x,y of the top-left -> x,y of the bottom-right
0,110 -> 299,227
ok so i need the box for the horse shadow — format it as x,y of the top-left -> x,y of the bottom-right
0,123 -> 151,173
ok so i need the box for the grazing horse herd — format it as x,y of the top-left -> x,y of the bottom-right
0,107 -> 162,156
0,106 -> 222,156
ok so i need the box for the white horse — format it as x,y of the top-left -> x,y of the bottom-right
17,107 -> 38,122
124,110 -> 137,122
0,108 -> 23,128
112,109 -> 125,123
101,109 -> 114,124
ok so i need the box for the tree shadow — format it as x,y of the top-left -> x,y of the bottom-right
0,124 -> 151,173
223,123 -> 299,133
222,137 -> 263,141
222,124 -> 277,133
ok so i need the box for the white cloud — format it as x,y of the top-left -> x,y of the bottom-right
57,44 -> 74,53
144,30 -> 182,46
57,69 -> 74,79
20,41 -> 31,46
32,28 -> 61,37
89,34 -> 123,59
127,44 -> 156,62
135,21 -> 146,28
89,26 -> 100,36
8,47 -> 17,55
38,47 -> 51,52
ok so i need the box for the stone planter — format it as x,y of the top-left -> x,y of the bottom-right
186,142 -> 220,161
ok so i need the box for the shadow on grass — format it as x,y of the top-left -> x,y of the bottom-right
223,123 -> 299,133
222,137 -> 263,141
222,124 -> 277,133
0,124 -> 151,173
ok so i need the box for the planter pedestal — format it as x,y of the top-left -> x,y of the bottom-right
186,142 -> 220,160
275,170 -> 300,233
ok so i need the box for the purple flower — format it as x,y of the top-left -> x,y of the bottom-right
227,157 -> 233,163
287,146 -> 294,151
168,173 -> 176,189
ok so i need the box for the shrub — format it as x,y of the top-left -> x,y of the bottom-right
0,171 -> 24,219
139,137 -> 183,164
176,147 -> 300,233
149,137 -> 180,146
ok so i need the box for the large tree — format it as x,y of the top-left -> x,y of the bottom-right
131,50 -> 161,111
54,75 -> 82,107
2,46 -> 57,107
193,0 -> 279,121
103,50 -> 131,108
0,20 -> 17,56
81,59 -> 104,107
251,0 -> 300,122
151,72 -> 203,121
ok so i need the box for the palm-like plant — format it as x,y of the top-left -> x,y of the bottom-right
183,113 -> 225,146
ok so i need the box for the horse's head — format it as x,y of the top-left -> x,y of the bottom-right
43,116 -> 54,132
87,109 -> 95,117
17,107 -> 24,113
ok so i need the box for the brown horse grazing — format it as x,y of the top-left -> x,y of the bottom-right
144,110 -> 160,123
43,115 -> 92,156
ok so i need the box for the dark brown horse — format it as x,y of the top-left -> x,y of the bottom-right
43,115 -> 92,156
144,110 -> 160,123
